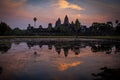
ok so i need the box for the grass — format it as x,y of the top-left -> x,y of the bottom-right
77,36 -> 120,40
0,36 -> 120,40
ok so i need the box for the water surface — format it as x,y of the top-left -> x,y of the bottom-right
0,38 -> 120,80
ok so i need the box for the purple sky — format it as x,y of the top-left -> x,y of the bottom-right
0,0 -> 120,29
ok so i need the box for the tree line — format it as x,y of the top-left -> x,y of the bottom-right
0,15 -> 120,36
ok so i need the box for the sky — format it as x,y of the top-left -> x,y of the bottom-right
0,0 -> 120,29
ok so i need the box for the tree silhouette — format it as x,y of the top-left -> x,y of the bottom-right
115,23 -> 120,35
33,17 -> 37,27
0,22 -> 12,35
115,20 -> 119,25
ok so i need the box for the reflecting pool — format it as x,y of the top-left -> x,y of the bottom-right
0,38 -> 120,80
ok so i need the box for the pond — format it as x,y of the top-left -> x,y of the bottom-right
0,38 -> 120,80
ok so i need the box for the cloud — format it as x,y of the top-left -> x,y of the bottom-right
0,0 -> 34,29
82,0 -> 120,19
57,0 -> 84,11
0,0 -> 32,19
1,0 -> 119,29
26,1 -> 84,27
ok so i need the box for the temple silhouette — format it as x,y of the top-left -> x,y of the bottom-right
26,15 -> 87,35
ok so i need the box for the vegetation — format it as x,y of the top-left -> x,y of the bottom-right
0,15 -> 120,36
92,67 -> 120,80
0,22 -> 12,35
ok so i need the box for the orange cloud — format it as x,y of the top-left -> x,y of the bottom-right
57,0 -> 84,11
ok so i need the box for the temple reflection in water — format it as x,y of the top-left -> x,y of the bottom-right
0,39 -> 120,56
0,39 -> 120,80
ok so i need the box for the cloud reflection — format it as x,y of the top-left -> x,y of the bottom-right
58,61 -> 82,71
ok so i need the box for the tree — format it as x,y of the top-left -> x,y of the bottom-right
0,22 -> 12,35
13,27 -> 23,35
107,21 -> 113,27
115,20 -> 119,25
90,22 -> 114,36
115,20 -> 120,35
115,23 -> 120,35
106,22 -> 113,35
90,22 -> 102,35
39,25 -> 43,29
33,17 -> 37,27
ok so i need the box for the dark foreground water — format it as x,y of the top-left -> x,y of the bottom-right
0,38 -> 120,80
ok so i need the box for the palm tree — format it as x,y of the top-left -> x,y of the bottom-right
115,20 -> 119,26
115,20 -> 119,25
33,17 -> 37,27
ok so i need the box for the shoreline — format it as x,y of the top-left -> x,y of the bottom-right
0,36 -> 120,40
